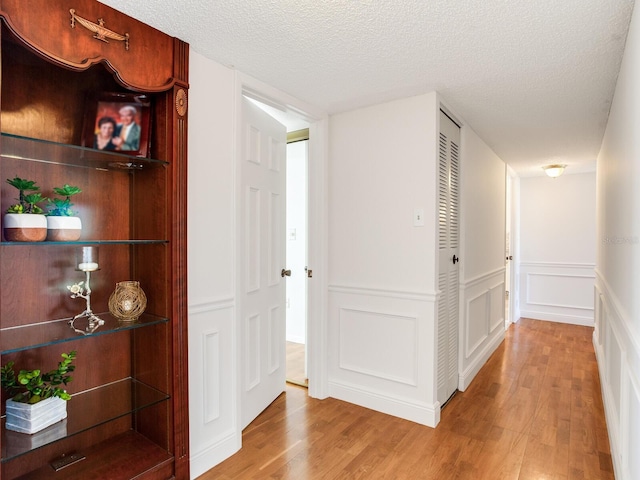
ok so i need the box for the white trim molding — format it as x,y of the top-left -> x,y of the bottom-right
329,284 -> 439,302
459,268 -> 505,391
594,270 -> 640,480
519,261 -> 595,326
328,379 -> 440,428
328,285 -> 439,427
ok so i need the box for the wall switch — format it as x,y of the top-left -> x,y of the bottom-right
414,208 -> 425,227
288,228 -> 297,241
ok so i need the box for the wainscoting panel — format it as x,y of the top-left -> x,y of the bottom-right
489,283 -> 504,331
188,299 -> 239,478
339,307 -> 418,386
520,262 -> 595,325
465,291 -> 489,357
459,268 -> 505,391
594,273 -> 640,480
328,285 -> 439,427
203,329 -> 221,423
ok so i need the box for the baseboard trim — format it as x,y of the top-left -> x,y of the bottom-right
189,430 -> 240,478
519,310 -> 593,327
328,380 -> 440,427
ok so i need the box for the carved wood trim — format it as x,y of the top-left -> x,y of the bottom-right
70,8 -> 129,50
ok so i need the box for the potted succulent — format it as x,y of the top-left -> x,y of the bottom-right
0,351 -> 76,434
46,184 -> 82,241
3,176 -> 47,242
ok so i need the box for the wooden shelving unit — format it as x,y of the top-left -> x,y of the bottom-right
0,1 -> 189,478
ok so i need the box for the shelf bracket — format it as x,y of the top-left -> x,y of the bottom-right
70,9 -> 130,51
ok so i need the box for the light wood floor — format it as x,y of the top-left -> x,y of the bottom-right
199,318 -> 614,479
286,341 -> 308,387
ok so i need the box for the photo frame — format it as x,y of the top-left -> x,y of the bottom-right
82,92 -> 151,157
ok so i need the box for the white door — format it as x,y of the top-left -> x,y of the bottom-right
240,96 -> 288,429
437,110 -> 461,407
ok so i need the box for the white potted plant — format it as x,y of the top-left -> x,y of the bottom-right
46,184 -> 82,241
3,176 -> 47,242
0,351 -> 76,434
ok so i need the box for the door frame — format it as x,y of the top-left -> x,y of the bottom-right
235,72 -> 329,414
506,165 -> 520,324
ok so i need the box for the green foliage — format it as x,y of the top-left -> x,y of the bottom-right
0,351 -> 77,403
5,176 -> 47,214
47,184 -> 82,217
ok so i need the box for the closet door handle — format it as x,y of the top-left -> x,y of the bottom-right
452,255 -> 459,265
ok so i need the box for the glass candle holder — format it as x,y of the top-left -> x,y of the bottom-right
77,246 -> 99,272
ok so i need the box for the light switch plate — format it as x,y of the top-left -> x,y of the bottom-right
414,208 -> 425,227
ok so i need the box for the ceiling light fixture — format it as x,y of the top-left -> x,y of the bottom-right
542,164 -> 567,178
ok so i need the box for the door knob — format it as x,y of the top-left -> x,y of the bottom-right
452,255 -> 459,265
281,269 -> 291,277
506,255 -> 513,260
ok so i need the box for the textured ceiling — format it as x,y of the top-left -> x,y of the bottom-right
99,0 -> 635,176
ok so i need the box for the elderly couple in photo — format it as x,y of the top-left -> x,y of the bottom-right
94,105 -> 141,152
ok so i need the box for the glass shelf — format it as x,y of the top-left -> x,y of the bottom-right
0,312 -> 169,354
1,378 -> 170,461
1,133 -> 168,170
0,239 -> 169,246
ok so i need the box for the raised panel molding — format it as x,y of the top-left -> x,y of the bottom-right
520,262 -> 595,325
465,291 -> 489,358
338,307 -> 418,386
489,282 -> 505,332
459,269 -> 505,392
268,305 -> 281,374
594,272 -> 640,480
461,270 -> 505,360
203,329 -> 221,423
268,136 -> 283,172
328,286 -> 438,427
188,302 -> 238,478
245,313 -> 260,391
626,375 -> 640,480
268,191 -> 281,287
525,272 -> 594,310
246,124 -> 261,165
245,187 -> 261,293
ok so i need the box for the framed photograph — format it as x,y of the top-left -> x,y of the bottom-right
82,92 -> 151,157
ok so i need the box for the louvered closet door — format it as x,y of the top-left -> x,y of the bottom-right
437,110 -> 460,407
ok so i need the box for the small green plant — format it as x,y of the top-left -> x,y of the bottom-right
5,176 -> 46,214
47,184 -> 82,217
0,351 -> 77,404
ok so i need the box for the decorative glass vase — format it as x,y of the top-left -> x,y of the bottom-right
108,281 -> 147,322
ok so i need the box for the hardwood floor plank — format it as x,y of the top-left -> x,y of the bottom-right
198,319 -> 614,479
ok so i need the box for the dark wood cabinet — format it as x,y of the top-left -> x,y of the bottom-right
0,1 -> 189,478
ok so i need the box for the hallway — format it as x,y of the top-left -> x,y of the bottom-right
199,318 -> 613,479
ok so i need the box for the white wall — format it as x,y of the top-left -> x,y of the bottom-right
328,92 -> 440,426
458,126 -> 506,390
594,1 -> 640,478
286,140 -> 308,344
519,173 -> 596,326
327,93 -> 506,427
329,93 -> 438,292
187,51 -> 239,478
